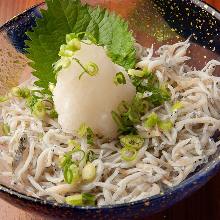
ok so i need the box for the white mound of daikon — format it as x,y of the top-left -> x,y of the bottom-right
53,43 -> 135,138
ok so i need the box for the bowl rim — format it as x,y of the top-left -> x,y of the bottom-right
0,0 -> 220,211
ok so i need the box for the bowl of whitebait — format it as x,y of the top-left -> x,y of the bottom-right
0,0 -> 220,219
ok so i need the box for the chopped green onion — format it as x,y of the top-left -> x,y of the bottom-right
11,87 -> 30,98
32,100 -> 46,119
66,38 -> 81,52
82,193 -> 96,206
59,45 -> 75,57
120,146 -> 137,162
113,72 -> 126,85
85,62 -> 99,77
67,139 -> 81,148
66,33 -> 78,43
1,123 -> 10,136
59,154 -> 72,169
11,87 -> 21,97
64,164 -> 80,184
59,34 -> 81,57
117,101 -> 129,113
0,96 -> 8,103
49,83 -> 55,93
77,123 -> 88,137
20,88 -> 30,98
86,127 -> 94,145
65,193 -> 95,206
172,101 -> 183,112
77,123 -> 94,145
82,162 -> 96,182
71,150 -> 86,164
70,164 -> 80,183
65,194 -> 83,206
60,148 -> 84,169
158,120 -> 173,132
54,57 -> 71,72
144,112 -> 160,128
64,165 -> 73,184
112,94 -> 147,135
159,84 -> 170,101
86,150 -> 97,163
48,109 -> 58,119
128,69 -> 145,77
26,96 -> 38,111
120,135 -> 144,149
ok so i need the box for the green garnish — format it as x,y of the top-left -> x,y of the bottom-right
86,150 -> 97,163
48,109 -> 58,119
172,101 -> 183,111
86,127 -> 94,145
128,68 -> 146,77
158,120 -> 173,132
78,62 -> 99,79
67,139 -> 81,148
78,123 -> 88,137
144,112 -> 173,132
71,150 -> 86,164
65,193 -> 95,206
144,112 -> 160,128
48,83 -> 55,93
64,164 -> 80,184
120,135 -> 144,149
65,194 -> 83,206
1,123 -> 10,136
85,62 -> 99,77
112,93 -> 147,135
0,96 -> 8,103
82,162 -> 96,182
26,0 -> 136,92
114,72 -> 126,85
11,87 -> 30,98
130,69 -> 170,107
60,149 -> 86,184
32,100 -> 46,119
120,146 -> 137,162
77,123 -> 94,145
26,95 -> 38,110
60,37 -> 81,57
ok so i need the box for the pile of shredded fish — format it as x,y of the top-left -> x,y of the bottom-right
1,39 -> 220,206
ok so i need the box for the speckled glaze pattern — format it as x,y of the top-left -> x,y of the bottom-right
0,1 -> 220,219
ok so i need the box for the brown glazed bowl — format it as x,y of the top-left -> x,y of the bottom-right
0,1 -> 220,219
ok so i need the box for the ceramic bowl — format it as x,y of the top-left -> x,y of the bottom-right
0,1 -> 220,219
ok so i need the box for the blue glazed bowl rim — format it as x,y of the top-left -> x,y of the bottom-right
0,0 -> 220,211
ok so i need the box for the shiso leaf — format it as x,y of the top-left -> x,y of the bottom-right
25,0 -> 136,91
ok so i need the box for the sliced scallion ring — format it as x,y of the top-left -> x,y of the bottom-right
82,162 -> 96,182
64,165 -> 73,184
71,150 -> 85,164
172,101 -> 183,112
85,62 -> 99,77
65,194 -> 83,206
120,135 -> 144,150
65,193 -> 95,206
82,193 -> 96,205
120,146 -> 137,162
144,112 -> 159,128
0,96 -> 8,103
113,72 -> 126,85
1,123 -> 10,136
158,120 -> 173,132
